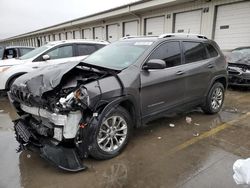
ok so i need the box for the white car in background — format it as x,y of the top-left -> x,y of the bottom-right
0,40 -> 109,91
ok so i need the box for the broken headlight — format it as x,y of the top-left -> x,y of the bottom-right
58,86 -> 90,109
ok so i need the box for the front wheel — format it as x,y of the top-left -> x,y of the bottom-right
90,106 -> 132,160
202,82 -> 225,114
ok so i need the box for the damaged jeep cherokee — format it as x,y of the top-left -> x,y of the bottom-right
9,34 -> 227,172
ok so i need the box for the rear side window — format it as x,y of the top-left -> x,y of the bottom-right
148,41 -> 181,68
183,42 -> 208,64
46,45 -> 73,60
77,44 -> 96,56
205,43 -> 218,58
19,48 -> 33,56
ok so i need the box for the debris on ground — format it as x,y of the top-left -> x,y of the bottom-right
27,154 -> 31,159
157,137 -> 162,140
169,123 -> 175,128
193,132 -> 199,137
233,158 -> 250,185
186,117 -> 192,124
194,123 -> 200,126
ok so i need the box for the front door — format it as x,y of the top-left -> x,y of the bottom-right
140,41 -> 185,118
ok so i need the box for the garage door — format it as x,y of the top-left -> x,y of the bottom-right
61,33 -> 66,40
94,27 -> 104,40
174,10 -> 202,34
55,34 -> 60,41
107,24 -> 119,42
214,2 -> 250,50
82,29 -> 91,39
145,16 -> 165,36
74,30 -> 81,39
123,21 -> 138,37
66,31 -> 73,40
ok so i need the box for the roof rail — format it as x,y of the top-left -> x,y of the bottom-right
120,35 -> 158,40
158,33 -> 208,39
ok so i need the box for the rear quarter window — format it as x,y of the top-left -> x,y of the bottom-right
183,42 -> 208,64
205,43 -> 219,58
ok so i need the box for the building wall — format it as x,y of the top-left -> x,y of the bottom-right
0,0 -> 248,50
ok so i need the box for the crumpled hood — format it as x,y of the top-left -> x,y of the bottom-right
13,61 -> 80,97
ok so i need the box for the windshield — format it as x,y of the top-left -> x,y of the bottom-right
19,44 -> 54,60
83,40 -> 153,70
0,47 -> 3,59
227,48 -> 250,63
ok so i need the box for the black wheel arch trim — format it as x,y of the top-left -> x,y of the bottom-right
205,75 -> 227,97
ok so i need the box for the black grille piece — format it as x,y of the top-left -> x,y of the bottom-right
14,120 -> 31,143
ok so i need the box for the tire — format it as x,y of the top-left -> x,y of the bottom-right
202,82 -> 225,114
90,106 -> 132,160
7,76 -> 19,90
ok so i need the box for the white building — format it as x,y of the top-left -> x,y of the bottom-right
1,0 -> 250,51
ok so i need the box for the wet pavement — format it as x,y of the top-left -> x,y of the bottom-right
0,89 -> 250,188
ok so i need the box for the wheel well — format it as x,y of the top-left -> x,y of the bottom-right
214,77 -> 227,89
6,73 -> 26,90
119,100 -> 136,127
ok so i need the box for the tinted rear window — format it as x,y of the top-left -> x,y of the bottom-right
77,44 -> 97,56
183,42 -> 208,64
205,43 -> 218,58
19,48 -> 33,56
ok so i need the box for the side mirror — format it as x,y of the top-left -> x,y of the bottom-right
143,59 -> 166,70
42,54 -> 50,61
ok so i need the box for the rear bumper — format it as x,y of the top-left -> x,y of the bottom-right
14,119 -> 87,172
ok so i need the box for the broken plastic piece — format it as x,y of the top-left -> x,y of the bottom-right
40,145 -> 87,172
157,137 -> 162,140
193,132 -> 199,137
186,117 -> 192,124
169,123 -> 175,128
194,123 -> 200,126
233,158 -> 250,185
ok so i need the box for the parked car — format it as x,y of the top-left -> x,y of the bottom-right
0,40 -> 108,91
226,47 -> 250,86
0,46 -> 34,60
9,33 -> 227,172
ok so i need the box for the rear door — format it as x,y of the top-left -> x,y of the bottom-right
181,41 -> 214,101
140,41 -> 185,117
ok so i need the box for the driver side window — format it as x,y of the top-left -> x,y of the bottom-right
148,41 -> 181,68
46,45 -> 73,60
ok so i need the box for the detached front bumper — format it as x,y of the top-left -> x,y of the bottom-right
14,119 -> 87,172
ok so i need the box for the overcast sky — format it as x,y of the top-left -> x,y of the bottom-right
0,0 -> 139,40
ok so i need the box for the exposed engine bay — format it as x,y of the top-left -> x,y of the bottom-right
9,62 -> 124,171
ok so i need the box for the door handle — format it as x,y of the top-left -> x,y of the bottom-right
208,64 -> 214,68
176,71 -> 185,75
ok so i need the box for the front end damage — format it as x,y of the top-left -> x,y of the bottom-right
228,63 -> 250,86
9,62 -> 123,172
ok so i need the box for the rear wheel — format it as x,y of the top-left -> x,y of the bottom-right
90,106 -> 132,160
202,82 -> 225,114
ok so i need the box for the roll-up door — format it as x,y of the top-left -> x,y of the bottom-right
214,2 -> 250,50
123,21 -> 138,37
145,16 -> 165,36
